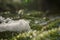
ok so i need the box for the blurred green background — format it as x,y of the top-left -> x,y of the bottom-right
0,0 -> 60,40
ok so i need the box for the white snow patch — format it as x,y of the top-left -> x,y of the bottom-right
0,16 -> 31,32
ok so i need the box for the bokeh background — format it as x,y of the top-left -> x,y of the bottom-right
0,0 -> 60,40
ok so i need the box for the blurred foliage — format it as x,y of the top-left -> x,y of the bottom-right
0,0 -> 60,40
0,0 -> 60,13
0,17 -> 60,40
41,19 -> 60,31
10,27 -> 60,40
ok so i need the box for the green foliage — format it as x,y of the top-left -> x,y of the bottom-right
41,19 -> 60,31
0,14 -> 60,40
10,27 -> 60,40
0,31 -> 19,40
22,11 -> 44,19
0,0 -> 60,40
30,23 -> 43,30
